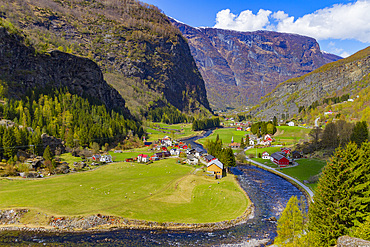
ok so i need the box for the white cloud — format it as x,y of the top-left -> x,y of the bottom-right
214,9 -> 272,32
213,0 -> 370,43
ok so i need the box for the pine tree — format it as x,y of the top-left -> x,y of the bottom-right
275,196 -> 304,246
309,142 -> 360,246
2,127 -> 16,159
43,145 -> 52,161
240,137 -> 245,149
351,121 -> 369,147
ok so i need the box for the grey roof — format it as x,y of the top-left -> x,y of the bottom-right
207,159 -> 224,170
271,152 -> 287,161
205,154 -> 215,160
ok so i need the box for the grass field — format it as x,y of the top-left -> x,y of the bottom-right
245,146 -> 282,158
274,126 -> 310,145
145,123 -> 198,141
279,159 -> 327,191
109,151 -> 156,162
58,153 -> 83,164
0,159 -> 248,223
197,128 -> 249,146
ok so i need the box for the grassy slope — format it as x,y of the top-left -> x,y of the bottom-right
0,159 -> 248,223
145,123 -> 198,141
197,128 -> 249,146
280,159 -> 326,191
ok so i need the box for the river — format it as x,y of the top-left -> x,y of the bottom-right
0,130 -> 307,246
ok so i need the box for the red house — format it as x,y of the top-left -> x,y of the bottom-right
271,152 -> 289,167
161,146 -> 168,151
236,127 -> 242,131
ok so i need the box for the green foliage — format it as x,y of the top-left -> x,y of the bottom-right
0,89 -> 140,157
251,121 -> 277,136
309,142 -> 370,246
275,196 -> 305,246
204,138 -> 235,167
192,118 -> 220,131
351,121 -> 369,147
43,145 -> 52,161
145,104 -> 188,124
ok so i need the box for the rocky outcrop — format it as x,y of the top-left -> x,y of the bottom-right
254,47 -> 370,120
0,0 -> 211,115
337,236 -> 370,246
41,133 -> 65,155
0,27 -> 131,117
171,19 -> 341,109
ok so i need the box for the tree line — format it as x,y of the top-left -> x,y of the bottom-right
308,120 -> 368,150
0,89 -> 142,158
144,104 -> 189,124
250,120 -> 277,137
192,117 -> 220,131
275,141 -> 370,246
204,134 -> 236,168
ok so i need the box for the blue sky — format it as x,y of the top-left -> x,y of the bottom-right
142,0 -> 370,57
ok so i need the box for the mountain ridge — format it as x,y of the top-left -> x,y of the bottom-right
254,46 -> 370,120
171,19 -> 342,110
0,0 -> 211,117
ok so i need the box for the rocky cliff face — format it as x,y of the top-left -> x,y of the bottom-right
171,20 -> 341,110
0,0 -> 211,115
0,27 -> 131,117
254,47 -> 370,120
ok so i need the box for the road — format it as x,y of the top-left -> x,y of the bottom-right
246,158 -> 314,201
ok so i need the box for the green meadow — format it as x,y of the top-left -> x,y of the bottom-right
197,128 -> 249,146
0,159 -> 248,223
279,159 -> 326,191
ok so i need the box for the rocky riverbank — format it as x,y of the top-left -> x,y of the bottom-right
0,203 -> 254,233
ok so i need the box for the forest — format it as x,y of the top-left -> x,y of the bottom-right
0,89 -> 142,158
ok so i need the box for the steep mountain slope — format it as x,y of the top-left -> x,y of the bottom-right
0,25 -> 131,117
171,20 -> 341,110
254,46 -> 370,120
0,0 -> 211,116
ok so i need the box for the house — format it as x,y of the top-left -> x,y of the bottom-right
163,151 -> 171,157
292,151 -> 303,159
162,137 -> 172,147
186,155 -> 198,165
92,154 -> 101,162
207,159 -> 225,179
324,110 -> 333,115
204,154 -> 216,163
270,152 -> 290,167
236,127 -> 243,131
281,147 -> 291,155
288,121 -> 295,126
144,142 -> 152,147
249,139 -> 255,146
125,158 -> 134,162
262,152 -> 270,159
161,146 -> 168,151
137,154 -> 149,163
229,142 -> 241,149
194,148 -> 204,158
259,140 -> 271,146
264,134 -> 273,142
100,155 -> 113,163
170,148 -> 180,156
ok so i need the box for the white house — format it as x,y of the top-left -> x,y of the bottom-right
288,121 -> 295,126
262,151 -> 270,159
170,148 -> 180,156
137,154 -> 149,163
249,139 -> 255,146
100,154 -> 113,163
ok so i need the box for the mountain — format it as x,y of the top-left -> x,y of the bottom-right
171,19 -> 342,110
254,46 -> 370,120
0,25 -> 131,118
0,0 -> 211,116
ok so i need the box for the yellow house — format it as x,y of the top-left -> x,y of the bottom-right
207,159 -> 224,179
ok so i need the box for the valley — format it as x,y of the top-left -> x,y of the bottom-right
0,0 -> 369,246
